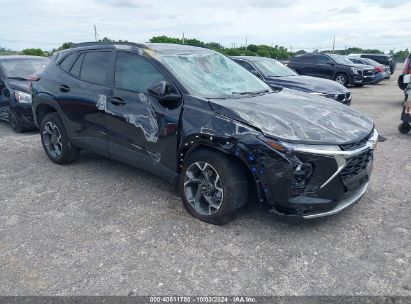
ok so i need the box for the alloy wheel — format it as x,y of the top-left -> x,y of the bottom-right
42,121 -> 63,158
335,75 -> 346,85
183,161 -> 224,216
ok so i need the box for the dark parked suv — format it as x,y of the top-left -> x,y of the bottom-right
0,55 -> 49,132
349,53 -> 396,75
231,56 -> 352,105
32,42 -> 378,224
288,53 -> 375,87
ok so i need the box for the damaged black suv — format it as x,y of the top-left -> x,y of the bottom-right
32,42 -> 378,224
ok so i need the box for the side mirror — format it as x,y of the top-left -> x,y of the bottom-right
327,62 -> 335,66
148,80 -> 181,102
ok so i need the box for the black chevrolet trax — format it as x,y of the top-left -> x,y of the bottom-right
32,42 -> 378,224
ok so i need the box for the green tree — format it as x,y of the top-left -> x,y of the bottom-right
21,48 -> 46,56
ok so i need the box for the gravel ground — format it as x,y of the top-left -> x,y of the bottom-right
0,68 -> 410,296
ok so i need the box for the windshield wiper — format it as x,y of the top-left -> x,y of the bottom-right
232,89 -> 271,96
7,76 -> 28,81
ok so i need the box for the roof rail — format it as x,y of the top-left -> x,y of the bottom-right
71,41 -> 146,49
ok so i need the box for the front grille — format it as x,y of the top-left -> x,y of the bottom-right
340,150 -> 373,182
339,131 -> 373,151
363,69 -> 375,76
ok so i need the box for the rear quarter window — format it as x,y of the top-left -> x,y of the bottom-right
59,53 -> 77,72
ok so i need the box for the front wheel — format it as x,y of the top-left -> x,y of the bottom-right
179,149 -> 248,225
334,73 -> 349,87
40,113 -> 80,164
398,122 -> 411,134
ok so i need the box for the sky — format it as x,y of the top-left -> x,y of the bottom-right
0,0 -> 410,52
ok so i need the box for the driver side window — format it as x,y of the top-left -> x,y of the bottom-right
317,55 -> 332,64
115,52 -> 165,92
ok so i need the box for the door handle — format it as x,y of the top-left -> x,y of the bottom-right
109,96 -> 126,105
59,85 -> 70,92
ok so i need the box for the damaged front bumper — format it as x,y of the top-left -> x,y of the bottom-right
302,181 -> 368,219
265,129 -> 378,219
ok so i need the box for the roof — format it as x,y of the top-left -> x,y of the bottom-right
230,56 -> 277,61
66,42 -> 213,56
0,55 -> 49,61
349,53 -> 391,57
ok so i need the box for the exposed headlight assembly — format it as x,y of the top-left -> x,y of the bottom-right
15,90 -> 32,104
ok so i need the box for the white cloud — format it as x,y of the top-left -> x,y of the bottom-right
0,0 -> 410,51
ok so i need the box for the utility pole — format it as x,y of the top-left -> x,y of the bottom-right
94,24 -> 98,41
182,33 -> 185,44
245,37 -> 248,50
332,35 -> 336,53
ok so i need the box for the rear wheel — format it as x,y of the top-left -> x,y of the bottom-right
334,73 -> 349,86
40,113 -> 80,164
398,122 -> 411,134
179,149 -> 248,225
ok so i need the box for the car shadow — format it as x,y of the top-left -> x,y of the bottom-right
76,150 -> 343,231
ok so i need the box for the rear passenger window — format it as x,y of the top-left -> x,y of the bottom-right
115,52 -> 165,92
59,53 -> 76,72
70,53 -> 84,77
79,51 -> 111,85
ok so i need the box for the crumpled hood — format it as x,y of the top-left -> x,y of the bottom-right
208,88 -> 374,145
7,79 -> 31,93
265,75 -> 348,94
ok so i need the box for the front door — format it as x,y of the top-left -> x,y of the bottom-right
105,51 -> 182,180
316,55 -> 335,79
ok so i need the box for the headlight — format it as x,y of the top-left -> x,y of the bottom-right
280,141 -> 341,152
309,92 -> 327,96
261,137 -> 341,153
15,90 -> 32,104
351,67 -> 361,75
310,92 -> 337,100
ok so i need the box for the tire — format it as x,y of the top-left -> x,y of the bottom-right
334,73 -> 349,87
40,112 -> 80,164
9,110 -> 24,133
398,122 -> 411,134
179,149 -> 248,225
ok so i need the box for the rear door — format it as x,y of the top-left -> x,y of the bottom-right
55,50 -> 114,154
105,51 -> 182,180
298,55 -> 317,76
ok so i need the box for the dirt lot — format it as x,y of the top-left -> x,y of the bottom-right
0,69 -> 410,296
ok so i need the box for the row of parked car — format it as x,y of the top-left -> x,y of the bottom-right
0,43 -> 381,224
